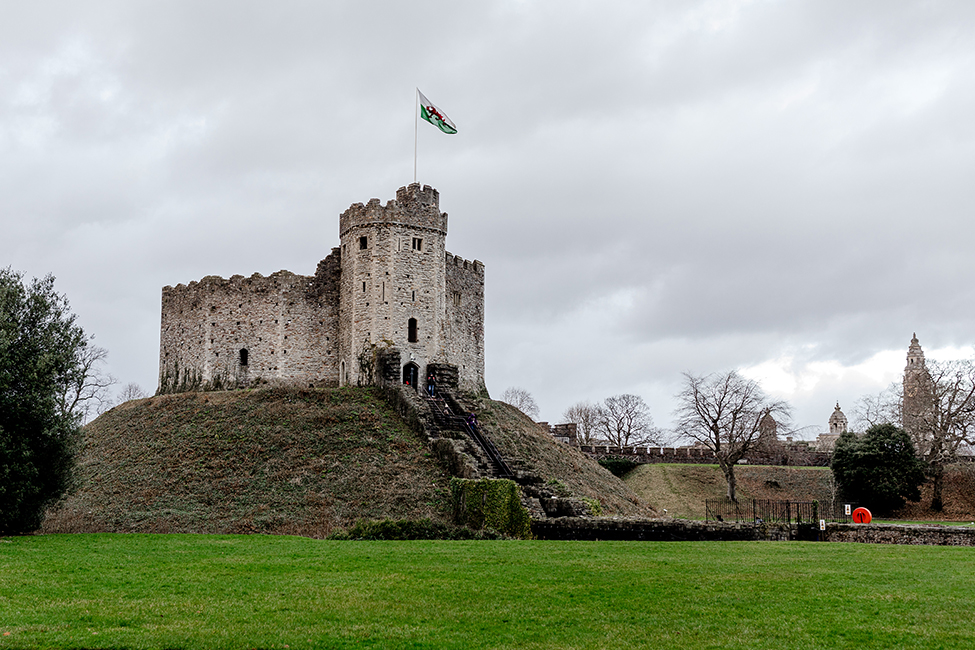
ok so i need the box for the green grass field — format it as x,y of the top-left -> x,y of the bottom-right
2,534 -> 974,649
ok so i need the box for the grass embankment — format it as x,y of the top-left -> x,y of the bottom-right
626,463 -> 975,521
3,534 -> 975,649
625,464 -> 834,519
42,387 -> 452,536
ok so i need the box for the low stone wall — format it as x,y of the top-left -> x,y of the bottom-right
531,517 -> 809,542
824,522 -> 975,546
531,517 -> 975,545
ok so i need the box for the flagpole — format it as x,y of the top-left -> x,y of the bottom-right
413,88 -> 418,184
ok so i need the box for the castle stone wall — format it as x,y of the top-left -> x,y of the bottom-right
159,253 -> 341,392
445,253 -> 485,393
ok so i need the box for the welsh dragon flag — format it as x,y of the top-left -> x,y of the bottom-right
418,89 -> 457,134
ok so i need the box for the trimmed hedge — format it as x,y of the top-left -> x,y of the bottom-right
327,518 -> 506,540
450,478 -> 533,539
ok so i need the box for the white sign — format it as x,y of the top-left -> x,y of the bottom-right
820,519 -> 826,531
844,504 -> 851,515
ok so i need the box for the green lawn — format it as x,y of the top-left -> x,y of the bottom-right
2,534 -> 974,649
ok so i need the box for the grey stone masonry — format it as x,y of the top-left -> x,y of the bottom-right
158,184 -> 485,394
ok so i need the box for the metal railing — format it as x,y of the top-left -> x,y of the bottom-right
424,391 -> 513,479
706,499 -> 819,524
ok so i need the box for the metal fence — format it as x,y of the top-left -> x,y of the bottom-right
705,499 -> 861,524
705,499 -> 820,524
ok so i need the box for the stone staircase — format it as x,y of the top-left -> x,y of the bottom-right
385,381 -> 594,519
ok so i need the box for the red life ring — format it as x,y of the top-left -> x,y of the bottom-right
852,507 -> 872,524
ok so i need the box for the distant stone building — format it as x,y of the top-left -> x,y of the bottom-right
903,333 -> 933,437
158,184 -> 486,394
815,402 -> 847,451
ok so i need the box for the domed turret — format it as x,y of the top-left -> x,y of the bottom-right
828,402 -> 848,435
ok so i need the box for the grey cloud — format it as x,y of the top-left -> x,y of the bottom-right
2,1 -> 974,432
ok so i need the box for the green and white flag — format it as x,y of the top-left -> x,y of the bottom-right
418,89 -> 457,134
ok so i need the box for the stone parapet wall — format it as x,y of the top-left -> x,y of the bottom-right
444,252 -> 485,393
577,444 -> 831,467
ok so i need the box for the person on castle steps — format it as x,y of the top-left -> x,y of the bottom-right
466,412 -> 478,429
427,373 -> 436,397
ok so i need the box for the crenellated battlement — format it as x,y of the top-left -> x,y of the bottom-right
445,252 -> 485,278
339,183 -> 447,237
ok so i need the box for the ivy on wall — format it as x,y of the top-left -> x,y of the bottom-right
450,478 -> 532,539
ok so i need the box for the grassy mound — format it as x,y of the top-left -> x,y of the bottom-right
42,386 -> 650,535
42,387 -> 452,536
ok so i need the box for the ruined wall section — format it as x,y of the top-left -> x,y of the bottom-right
158,253 -> 340,393
338,184 -> 447,385
444,253 -> 485,393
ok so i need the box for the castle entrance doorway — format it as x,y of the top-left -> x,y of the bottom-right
403,362 -> 419,390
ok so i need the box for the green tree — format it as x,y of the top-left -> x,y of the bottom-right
0,269 -> 88,533
831,424 -> 927,515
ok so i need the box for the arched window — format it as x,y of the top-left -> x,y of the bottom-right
408,318 -> 418,343
239,349 -> 248,366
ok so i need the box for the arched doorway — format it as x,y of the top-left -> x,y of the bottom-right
403,362 -> 419,390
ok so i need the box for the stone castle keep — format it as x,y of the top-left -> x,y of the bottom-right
158,184 -> 485,394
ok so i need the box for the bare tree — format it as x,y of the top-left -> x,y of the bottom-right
851,384 -> 902,432
673,371 -> 791,501
58,343 -> 116,424
500,387 -> 540,420
596,394 -> 659,447
117,382 -> 148,403
562,401 -> 602,444
906,360 -> 975,511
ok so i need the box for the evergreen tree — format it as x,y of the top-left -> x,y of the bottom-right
831,424 -> 927,515
0,269 -> 87,534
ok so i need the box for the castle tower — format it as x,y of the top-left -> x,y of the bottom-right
337,184 -> 448,387
828,402 -> 847,435
903,333 -> 933,437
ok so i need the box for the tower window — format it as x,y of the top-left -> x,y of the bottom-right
359,236 -> 368,250
408,318 -> 418,343
412,237 -> 423,251
239,349 -> 249,366
363,281 -> 366,292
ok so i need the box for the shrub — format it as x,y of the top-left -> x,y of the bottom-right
831,424 -> 927,515
327,518 -> 506,540
581,496 -> 603,516
450,478 -> 533,539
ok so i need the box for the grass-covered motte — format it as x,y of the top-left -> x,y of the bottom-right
3,534 -> 975,649
42,387 -> 454,535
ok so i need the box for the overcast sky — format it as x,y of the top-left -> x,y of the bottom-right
3,1 -> 974,435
